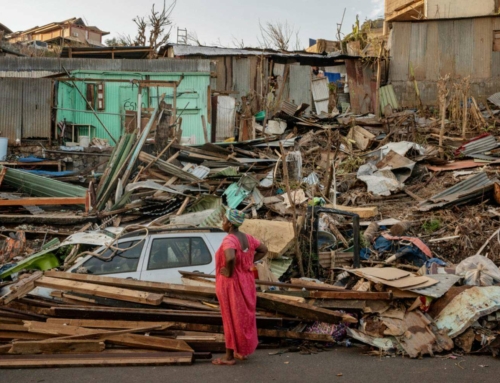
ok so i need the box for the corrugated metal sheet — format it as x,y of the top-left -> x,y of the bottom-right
0,78 -> 52,144
0,78 -> 22,144
438,20 -> 456,76
460,135 -> 498,156
390,22 -> 412,82
429,172 -> 492,200
311,77 -> 329,113
289,65 -> 312,106
215,96 -> 236,142
454,19 -> 474,77
22,79 -> 52,140
424,21 -> 439,81
0,71 -> 54,78
379,85 -> 399,114
232,57 -> 251,97
409,22 -> 427,80
1,165 -> 87,198
0,57 -> 210,75
390,17 -> 499,107
473,17 -> 492,80
419,172 -> 495,211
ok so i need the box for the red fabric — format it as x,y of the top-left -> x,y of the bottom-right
215,233 -> 260,356
381,233 -> 433,258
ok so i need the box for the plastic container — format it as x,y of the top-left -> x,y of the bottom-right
254,110 -> 266,122
79,136 -> 90,148
0,137 -> 8,161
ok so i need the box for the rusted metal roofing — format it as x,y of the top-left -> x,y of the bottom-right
390,17 -> 500,107
419,172 -> 496,211
435,286 -> 500,338
0,57 -> 211,76
0,77 -> 52,144
21,79 -> 52,141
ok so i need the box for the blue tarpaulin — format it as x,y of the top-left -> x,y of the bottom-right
17,156 -> 45,163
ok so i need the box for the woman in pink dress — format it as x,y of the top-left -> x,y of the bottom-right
212,208 -> 268,365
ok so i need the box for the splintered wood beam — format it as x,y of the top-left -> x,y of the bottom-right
0,271 -> 43,305
43,271 -> 217,298
256,293 -> 358,325
0,194 -> 91,213
24,321 -> 193,353
307,291 -> 392,300
8,340 -> 105,355
35,277 -> 164,306
47,318 -> 175,329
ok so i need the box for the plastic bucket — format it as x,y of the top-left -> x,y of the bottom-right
0,137 -> 8,161
79,136 -> 90,148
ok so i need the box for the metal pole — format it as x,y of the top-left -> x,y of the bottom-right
137,88 -> 142,133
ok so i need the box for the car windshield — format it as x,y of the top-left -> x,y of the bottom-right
78,240 -> 144,275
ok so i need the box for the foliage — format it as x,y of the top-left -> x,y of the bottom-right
422,218 -> 441,234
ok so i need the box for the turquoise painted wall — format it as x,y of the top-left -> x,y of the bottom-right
56,70 -> 211,145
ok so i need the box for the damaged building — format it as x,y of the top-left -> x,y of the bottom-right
386,0 -> 500,106
1,2 -> 500,369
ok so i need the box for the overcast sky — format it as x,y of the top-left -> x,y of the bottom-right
2,0 -> 384,48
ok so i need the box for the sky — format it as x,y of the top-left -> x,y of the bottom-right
1,0 -> 384,48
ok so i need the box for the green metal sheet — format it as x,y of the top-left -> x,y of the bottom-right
1,165 -> 87,198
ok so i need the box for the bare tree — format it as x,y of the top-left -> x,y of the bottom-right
148,0 -> 176,52
123,1 -> 176,57
187,31 -> 203,46
258,20 -> 301,51
133,16 -> 147,46
231,36 -> 246,49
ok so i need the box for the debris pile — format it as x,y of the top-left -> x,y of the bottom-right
2,84 -> 500,366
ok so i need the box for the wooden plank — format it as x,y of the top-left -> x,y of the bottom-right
0,352 -> 193,368
47,318 -> 175,329
43,271 -> 217,298
0,272 -> 43,305
51,306 -> 282,328
179,271 -> 347,292
8,340 -> 105,355
35,277 -> 164,306
324,204 -> 378,218
162,297 -> 219,311
0,323 -> 27,332
47,319 -> 225,333
24,321 -> 193,353
256,293 -> 357,325
307,291 -> 392,300
0,197 -> 87,207
0,331 -> 52,341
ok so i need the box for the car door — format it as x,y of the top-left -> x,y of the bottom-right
139,233 -> 216,284
72,236 -> 149,280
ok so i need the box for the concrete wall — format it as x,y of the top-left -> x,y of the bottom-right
426,0 -> 496,19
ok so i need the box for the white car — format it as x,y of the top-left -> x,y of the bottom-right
66,228 -> 225,284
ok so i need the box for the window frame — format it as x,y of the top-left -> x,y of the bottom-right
146,236 -> 213,271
